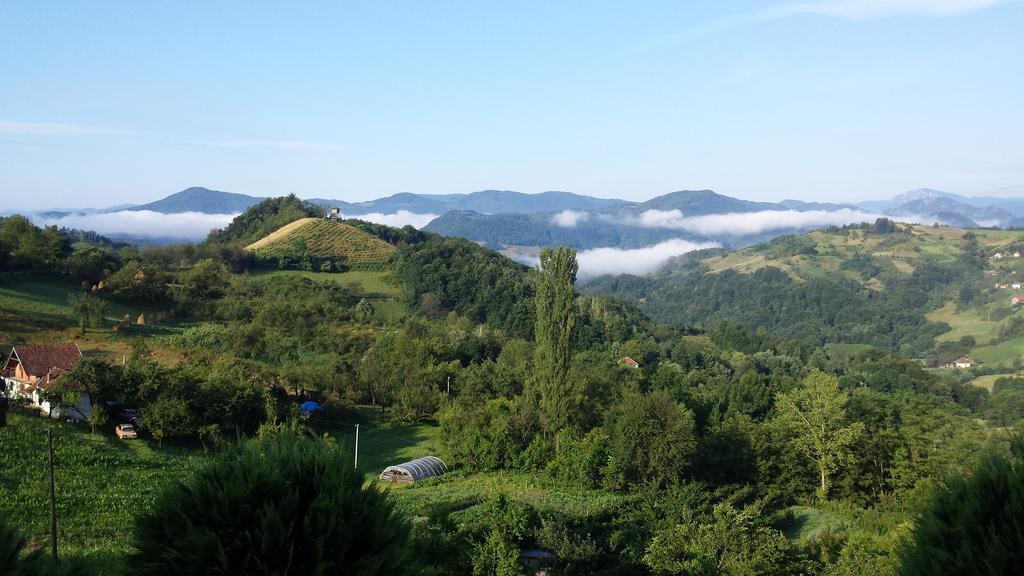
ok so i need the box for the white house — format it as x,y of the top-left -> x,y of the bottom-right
2,343 -> 90,420
953,357 -> 974,369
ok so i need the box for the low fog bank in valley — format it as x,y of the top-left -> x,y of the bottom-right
34,210 -> 239,241
551,207 -> 919,235
515,238 -> 719,280
339,210 -> 439,229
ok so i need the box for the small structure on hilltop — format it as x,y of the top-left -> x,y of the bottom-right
327,207 -> 342,220
379,456 -> 448,483
954,357 -> 974,369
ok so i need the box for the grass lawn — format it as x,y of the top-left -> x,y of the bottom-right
312,417 -> 444,481
782,505 -> 852,543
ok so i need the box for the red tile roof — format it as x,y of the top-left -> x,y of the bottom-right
8,343 -> 82,378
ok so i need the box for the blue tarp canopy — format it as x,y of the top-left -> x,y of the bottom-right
299,401 -> 321,413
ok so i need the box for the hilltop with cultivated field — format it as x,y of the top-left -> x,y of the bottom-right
244,217 -> 395,268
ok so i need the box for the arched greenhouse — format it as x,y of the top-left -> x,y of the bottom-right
378,456 -> 448,483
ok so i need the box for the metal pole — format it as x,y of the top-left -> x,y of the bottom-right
354,424 -> 359,469
47,428 -> 57,560
446,376 -> 450,395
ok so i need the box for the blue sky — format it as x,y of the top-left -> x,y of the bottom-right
2,0 -> 1022,208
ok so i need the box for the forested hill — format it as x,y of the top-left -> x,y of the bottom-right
582,220 -> 1024,361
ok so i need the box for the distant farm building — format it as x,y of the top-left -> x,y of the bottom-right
1013,296 -> 1024,306
954,357 -> 974,369
619,356 -> 641,369
379,456 -> 448,483
1,343 -> 89,420
327,207 -> 342,220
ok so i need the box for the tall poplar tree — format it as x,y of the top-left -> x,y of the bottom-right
534,246 -> 578,452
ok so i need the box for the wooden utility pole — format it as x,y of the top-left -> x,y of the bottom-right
47,428 -> 57,560
354,424 -> 360,469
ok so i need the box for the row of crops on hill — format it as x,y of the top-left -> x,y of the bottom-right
251,219 -> 396,268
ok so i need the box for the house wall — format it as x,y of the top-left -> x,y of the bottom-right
37,391 -> 92,421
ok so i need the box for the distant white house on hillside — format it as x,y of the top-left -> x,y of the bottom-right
326,207 -> 342,220
953,357 -> 974,369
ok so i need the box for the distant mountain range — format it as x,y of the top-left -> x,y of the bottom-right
15,185 -> 1024,251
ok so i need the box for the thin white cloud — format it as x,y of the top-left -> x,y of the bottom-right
342,211 -> 439,229
33,211 -> 237,241
779,0 -> 1006,18
620,208 -> 902,235
551,210 -> 590,227
513,239 -> 720,279
203,139 -> 343,152
576,239 -> 720,278
0,120 -> 132,136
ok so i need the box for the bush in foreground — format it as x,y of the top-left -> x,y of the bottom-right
902,442 -> 1024,576
133,430 -> 410,575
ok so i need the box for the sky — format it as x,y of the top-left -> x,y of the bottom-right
2,0 -> 1023,209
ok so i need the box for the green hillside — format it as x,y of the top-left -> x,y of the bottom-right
583,220 -> 1024,364
245,217 -> 396,264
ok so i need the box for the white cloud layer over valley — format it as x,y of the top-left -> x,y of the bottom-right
340,211 -> 439,229
512,238 -> 720,279
34,211 -> 238,241
550,208 -> 928,236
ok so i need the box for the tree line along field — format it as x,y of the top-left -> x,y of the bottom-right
245,218 -> 396,264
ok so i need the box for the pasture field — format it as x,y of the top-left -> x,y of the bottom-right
0,275 -> 165,328
968,336 -> 1024,366
926,302 -> 1007,345
0,275 -> 185,365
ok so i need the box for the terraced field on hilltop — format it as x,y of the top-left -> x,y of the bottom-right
245,217 -> 395,264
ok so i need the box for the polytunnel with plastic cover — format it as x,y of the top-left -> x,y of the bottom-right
378,456 -> 448,483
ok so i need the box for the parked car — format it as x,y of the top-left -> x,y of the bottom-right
115,423 -> 138,439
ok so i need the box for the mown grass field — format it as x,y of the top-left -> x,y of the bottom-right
246,218 -> 395,264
